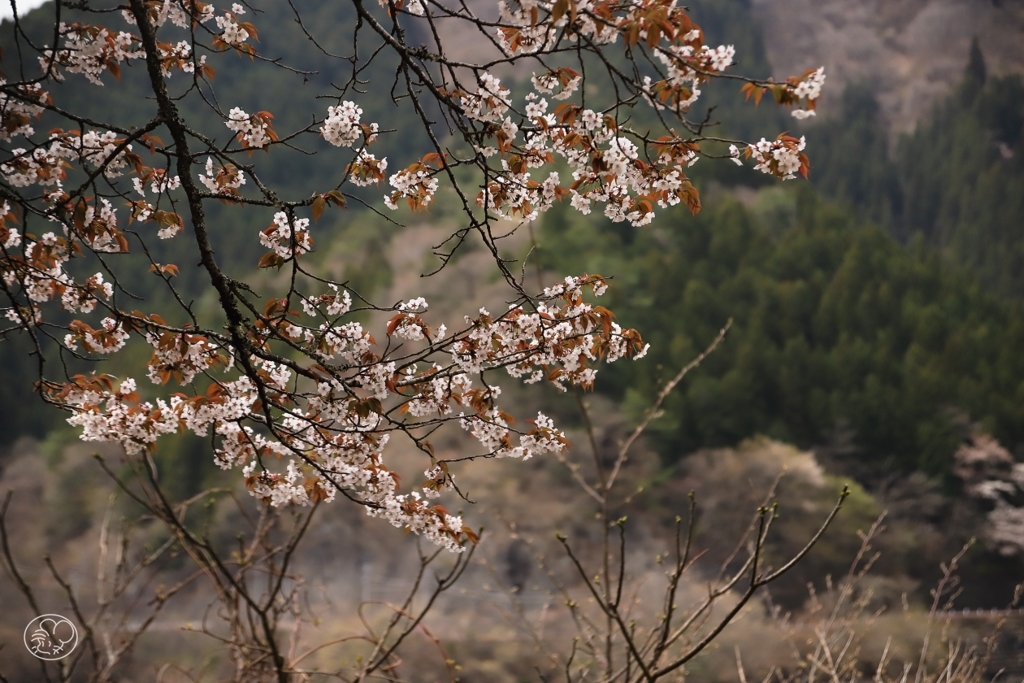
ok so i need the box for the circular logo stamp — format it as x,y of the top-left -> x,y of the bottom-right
23,614 -> 79,660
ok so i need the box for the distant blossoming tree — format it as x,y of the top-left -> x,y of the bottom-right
0,0 -> 823,552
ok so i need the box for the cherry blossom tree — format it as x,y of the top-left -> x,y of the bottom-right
0,0 -> 824,554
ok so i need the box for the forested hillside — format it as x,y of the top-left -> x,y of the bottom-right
532,38 -> 1024,483
810,41 -> 1024,298
538,186 -> 1024,483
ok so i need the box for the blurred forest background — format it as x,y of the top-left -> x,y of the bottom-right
3,0 -> 1024,680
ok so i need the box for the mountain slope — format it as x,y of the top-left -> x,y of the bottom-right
751,0 -> 1024,133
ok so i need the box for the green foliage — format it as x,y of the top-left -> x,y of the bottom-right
898,68 -> 1024,297
0,334 -> 55,444
805,84 -> 902,229
537,185 -> 1024,482
966,37 -> 988,87
806,49 -> 1024,299
152,430 -> 219,501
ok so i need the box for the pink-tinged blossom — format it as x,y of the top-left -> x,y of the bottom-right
461,73 -> 511,123
225,108 -> 273,149
321,101 -> 378,148
0,80 -> 47,141
260,212 -> 312,259
39,23 -> 144,85
39,271 -> 643,551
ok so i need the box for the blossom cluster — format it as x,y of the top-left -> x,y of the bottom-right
531,70 -> 581,101
449,275 -> 647,387
158,40 -> 206,77
730,134 -> 809,180
385,167 -> 439,210
345,0 -> 823,230
467,99 -> 704,226
1,127 -> 143,201
79,198 -> 127,252
145,327 -> 232,385
1,146 -> 66,188
259,212 -> 313,259
198,158 -> 247,197
122,0 -> 216,30
321,101 -> 379,148
346,150 -> 388,187
0,81 -> 49,141
37,273 -> 644,551
376,0 -> 425,16
740,66 -> 827,120
0,189 -> 154,325
430,24 -> 736,227
215,6 -> 251,47
302,283 -> 353,318
60,273 -> 113,315
641,29 -> 734,114
210,3 -> 259,54
226,108 -> 277,150
52,130 -> 136,178
495,0 -> 619,54
0,202 -> 20,250
384,154 -> 444,211
1,228 -> 115,321
39,22 -> 145,85
461,74 -> 512,124
64,317 -> 131,354
790,67 -> 826,119
133,169 -> 181,196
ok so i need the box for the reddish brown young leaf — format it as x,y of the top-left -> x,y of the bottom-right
311,195 -> 326,223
